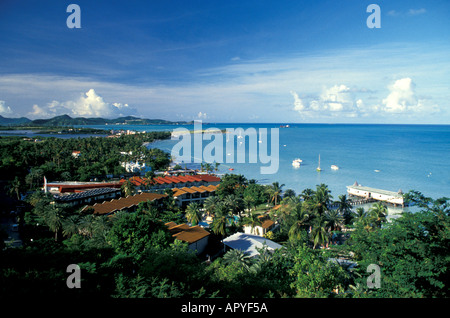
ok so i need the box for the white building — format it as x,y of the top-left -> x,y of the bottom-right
347,182 -> 404,206
243,215 -> 275,237
165,222 -> 210,255
222,232 -> 282,258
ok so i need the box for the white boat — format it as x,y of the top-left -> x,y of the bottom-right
292,158 -> 302,167
331,165 -> 339,170
316,154 -> 322,172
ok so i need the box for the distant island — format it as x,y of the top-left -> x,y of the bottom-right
0,114 -> 195,127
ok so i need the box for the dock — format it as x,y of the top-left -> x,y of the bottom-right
346,182 -> 405,207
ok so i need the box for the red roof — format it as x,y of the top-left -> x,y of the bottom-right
195,175 -> 221,182
120,174 -> 221,187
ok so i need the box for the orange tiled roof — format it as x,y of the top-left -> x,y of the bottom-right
165,223 -> 210,243
83,192 -> 167,215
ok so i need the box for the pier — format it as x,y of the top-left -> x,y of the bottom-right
346,182 -> 405,207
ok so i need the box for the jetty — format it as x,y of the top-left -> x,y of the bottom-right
346,182 -> 405,207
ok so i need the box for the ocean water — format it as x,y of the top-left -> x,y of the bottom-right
80,123 -> 450,201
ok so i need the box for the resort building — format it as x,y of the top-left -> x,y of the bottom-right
243,215 -> 276,237
120,174 -> 221,193
172,184 -> 218,208
222,232 -> 283,258
81,192 -> 167,216
44,180 -> 122,194
52,187 -> 121,207
347,182 -> 404,207
165,222 -> 210,255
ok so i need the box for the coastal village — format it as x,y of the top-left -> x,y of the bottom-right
0,128 -> 448,299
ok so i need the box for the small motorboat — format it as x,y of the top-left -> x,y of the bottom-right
292,158 -> 302,167
331,165 -> 339,170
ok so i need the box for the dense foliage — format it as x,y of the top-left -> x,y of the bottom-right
0,131 -> 171,195
1,174 -> 448,298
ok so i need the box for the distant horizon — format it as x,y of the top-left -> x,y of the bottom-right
1,113 -> 450,126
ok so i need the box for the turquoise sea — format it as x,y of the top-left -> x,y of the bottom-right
81,123 -> 450,203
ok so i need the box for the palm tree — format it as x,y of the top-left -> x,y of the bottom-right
78,214 -> 97,238
8,176 -> 21,200
312,183 -> 333,216
223,249 -> 253,271
62,215 -> 80,238
300,188 -> 315,202
185,202 -> 202,226
243,211 -> 262,235
203,196 -> 221,216
289,208 -> 312,243
311,215 -> 330,249
283,189 -> 296,199
336,194 -> 353,225
223,194 -> 243,217
353,207 -> 367,224
243,195 -> 256,212
44,205 -> 63,241
121,179 -> 136,197
269,182 -> 284,206
369,202 -> 387,228
325,209 -> 344,232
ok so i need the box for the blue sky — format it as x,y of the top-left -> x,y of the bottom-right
0,0 -> 449,123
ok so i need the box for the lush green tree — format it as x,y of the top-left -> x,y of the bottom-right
289,244 -> 349,297
368,202 -> 387,228
222,249 -> 253,271
348,196 -> 449,297
283,188 -> 296,199
243,183 -> 268,206
336,194 -> 353,225
121,179 -> 136,197
216,174 -> 247,198
223,194 -> 243,216
300,188 -> 315,202
353,207 -> 368,225
267,182 -> 284,206
203,195 -> 221,216
42,205 -> 63,241
242,211 -> 262,235
107,212 -> 172,258
310,215 -> 330,249
325,209 -> 344,233
311,183 -> 333,216
185,202 -> 202,226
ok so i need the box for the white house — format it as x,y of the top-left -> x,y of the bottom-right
243,215 -> 275,237
222,232 -> 282,258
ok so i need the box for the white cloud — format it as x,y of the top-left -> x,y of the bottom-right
388,8 -> 426,17
408,8 -> 426,16
290,91 -> 305,111
381,77 -> 440,116
27,89 -> 137,118
197,111 -> 207,119
292,84 -> 359,118
319,84 -> 353,112
0,100 -> 13,115
382,78 -> 417,113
